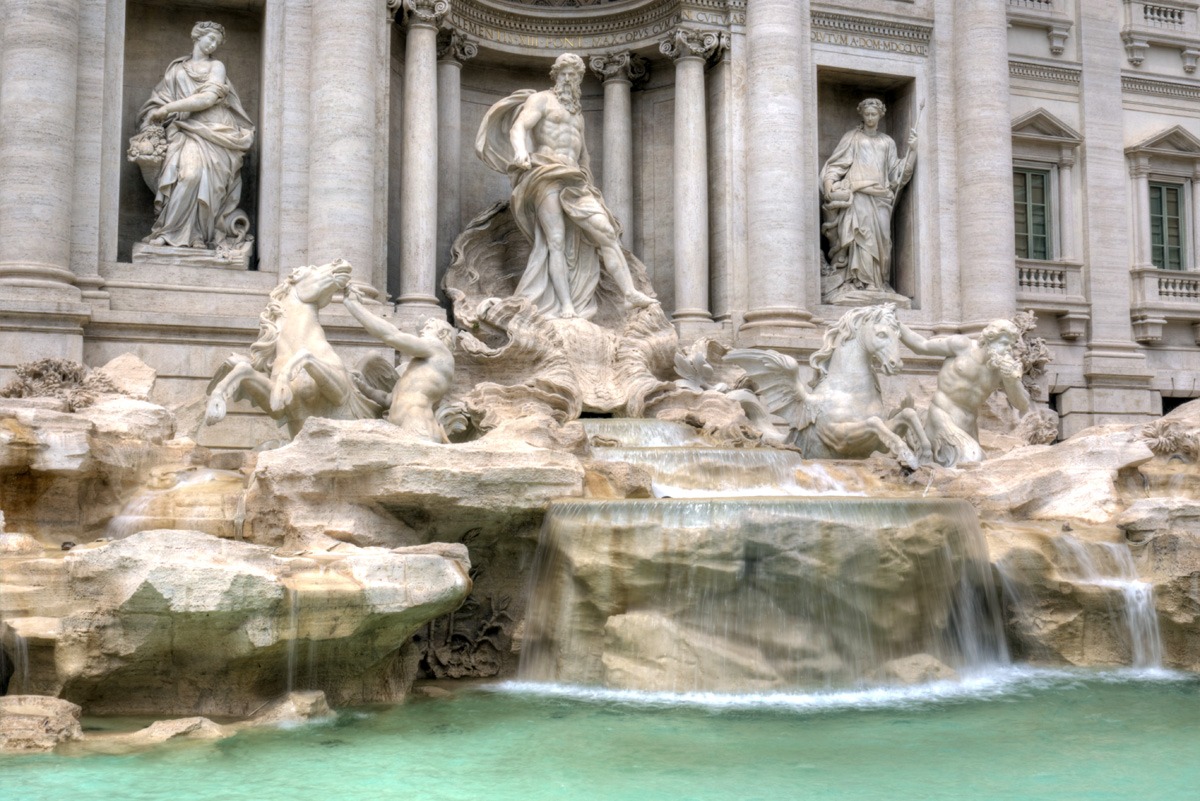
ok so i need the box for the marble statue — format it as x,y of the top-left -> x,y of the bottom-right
725,304 -> 931,468
820,98 -> 916,304
343,284 -> 457,443
475,53 -> 656,319
205,260 -> 387,437
899,320 -> 1031,467
128,21 -> 255,268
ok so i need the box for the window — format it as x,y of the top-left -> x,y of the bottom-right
1149,181 -> 1185,270
1014,168 -> 1052,260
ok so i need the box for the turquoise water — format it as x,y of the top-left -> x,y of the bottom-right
4,669 -> 1198,801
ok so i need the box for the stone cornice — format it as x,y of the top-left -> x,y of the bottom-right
810,11 -> 932,57
445,0 -> 729,58
1122,73 -> 1200,102
1009,58 -> 1082,85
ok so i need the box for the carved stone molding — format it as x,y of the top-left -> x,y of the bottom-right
445,0 -> 727,57
1009,58 -> 1082,85
588,51 -> 649,85
438,29 -> 480,63
396,0 -> 450,28
1123,73 -> 1200,101
810,11 -> 932,57
659,27 -> 720,62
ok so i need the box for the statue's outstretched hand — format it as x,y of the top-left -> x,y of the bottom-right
344,282 -> 367,305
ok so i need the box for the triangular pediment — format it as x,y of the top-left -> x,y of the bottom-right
1012,108 -> 1082,143
1127,125 -> 1200,156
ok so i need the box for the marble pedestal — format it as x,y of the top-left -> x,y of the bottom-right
132,241 -> 253,271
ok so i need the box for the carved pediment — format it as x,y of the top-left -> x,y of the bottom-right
1011,108 -> 1081,145
1126,125 -> 1200,158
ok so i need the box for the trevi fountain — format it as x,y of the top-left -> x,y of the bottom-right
1,1 -> 1199,799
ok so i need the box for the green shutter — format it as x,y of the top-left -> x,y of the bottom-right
1149,182 -> 1186,271
1013,168 -> 1052,260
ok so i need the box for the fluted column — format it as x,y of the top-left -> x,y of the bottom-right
309,0 -> 382,291
435,30 -> 477,286
953,0 -> 1016,328
661,30 -> 718,340
0,0 -> 83,304
1129,157 -> 1152,269
739,0 -> 814,346
1057,146 -> 1077,261
396,0 -> 447,327
589,52 -> 647,247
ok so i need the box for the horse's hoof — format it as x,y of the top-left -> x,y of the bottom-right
204,398 -> 226,425
896,447 -> 919,471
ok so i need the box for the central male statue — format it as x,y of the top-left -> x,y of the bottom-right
476,53 -> 655,320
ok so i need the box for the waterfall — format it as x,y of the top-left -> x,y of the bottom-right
0,623 -> 29,695
520,498 -> 1009,692
285,586 -> 300,694
1054,536 -> 1163,669
580,419 -> 704,448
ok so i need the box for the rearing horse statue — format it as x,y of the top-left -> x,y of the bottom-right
205,259 -> 388,438
725,304 -> 931,468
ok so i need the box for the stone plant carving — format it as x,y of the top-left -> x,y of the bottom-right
899,320 -> 1031,467
342,283 -> 457,443
0,359 -> 118,412
475,52 -> 656,319
129,21 -> 255,267
725,304 -> 931,468
205,260 -> 391,438
820,98 -> 916,305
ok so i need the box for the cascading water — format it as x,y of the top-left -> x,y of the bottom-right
579,419 -> 706,448
106,468 -> 247,540
1053,535 -> 1163,669
521,420 -> 1010,692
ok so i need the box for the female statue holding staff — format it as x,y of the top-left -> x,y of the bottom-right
820,98 -> 916,295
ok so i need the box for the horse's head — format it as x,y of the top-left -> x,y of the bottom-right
856,303 -> 903,376
286,259 -> 353,308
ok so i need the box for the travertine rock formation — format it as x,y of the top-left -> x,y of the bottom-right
1,530 -> 471,716
0,696 -> 82,752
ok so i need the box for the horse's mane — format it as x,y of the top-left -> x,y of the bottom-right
249,267 -> 305,373
808,303 -> 898,386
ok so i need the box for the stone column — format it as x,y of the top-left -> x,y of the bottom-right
0,0 -> 83,305
435,30 -> 477,288
661,30 -> 718,341
739,0 -> 815,347
1129,156 -> 1152,269
1057,145 -> 1077,261
396,0 -> 447,328
589,52 -> 647,247
953,0 -> 1016,329
309,0 -> 383,291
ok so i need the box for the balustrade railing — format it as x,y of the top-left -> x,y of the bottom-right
1156,271 -> 1200,299
1144,3 -> 1188,28
1018,263 -> 1068,294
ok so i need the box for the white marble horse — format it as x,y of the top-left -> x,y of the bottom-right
725,304 -> 931,468
205,259 -> 388,437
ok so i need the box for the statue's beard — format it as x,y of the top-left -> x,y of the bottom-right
985,341 -> 1022,379
555,75 -> 582,115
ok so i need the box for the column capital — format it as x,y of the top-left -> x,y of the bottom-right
390,0 -> 449,29
659,28 -> 720,63
588,51 -> 649,86
437,29 -> 478,64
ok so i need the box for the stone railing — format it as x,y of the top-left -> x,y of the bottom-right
1122,0 -> 1200,72
1130,265 -> 1200,343
1008,0 -> 1072,56
1016,259 -> 1089,339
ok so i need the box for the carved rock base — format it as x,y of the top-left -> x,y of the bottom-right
132,240 -> 253,271
822,282 -> 912,309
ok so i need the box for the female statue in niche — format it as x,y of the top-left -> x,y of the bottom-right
820,98 -> 916,303
129,21 -> 255,258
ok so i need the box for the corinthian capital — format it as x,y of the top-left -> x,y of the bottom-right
392,0 -> 449,28
437,29 -> 478,63
589,51 -> 650,86
659,28 -> 721,62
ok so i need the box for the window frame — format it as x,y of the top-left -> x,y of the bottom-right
1013,164 -> 1055,261
1148,179 -> 1188,271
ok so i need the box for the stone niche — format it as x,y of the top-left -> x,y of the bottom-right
816,67 -> 919,306
118,0 -> 263,267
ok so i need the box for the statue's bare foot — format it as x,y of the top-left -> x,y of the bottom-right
623,290 -> 656,310
561,306 -> 577,319
149,236 -> 166,246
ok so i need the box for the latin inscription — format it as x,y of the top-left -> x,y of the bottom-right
811,29 -> 929,56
